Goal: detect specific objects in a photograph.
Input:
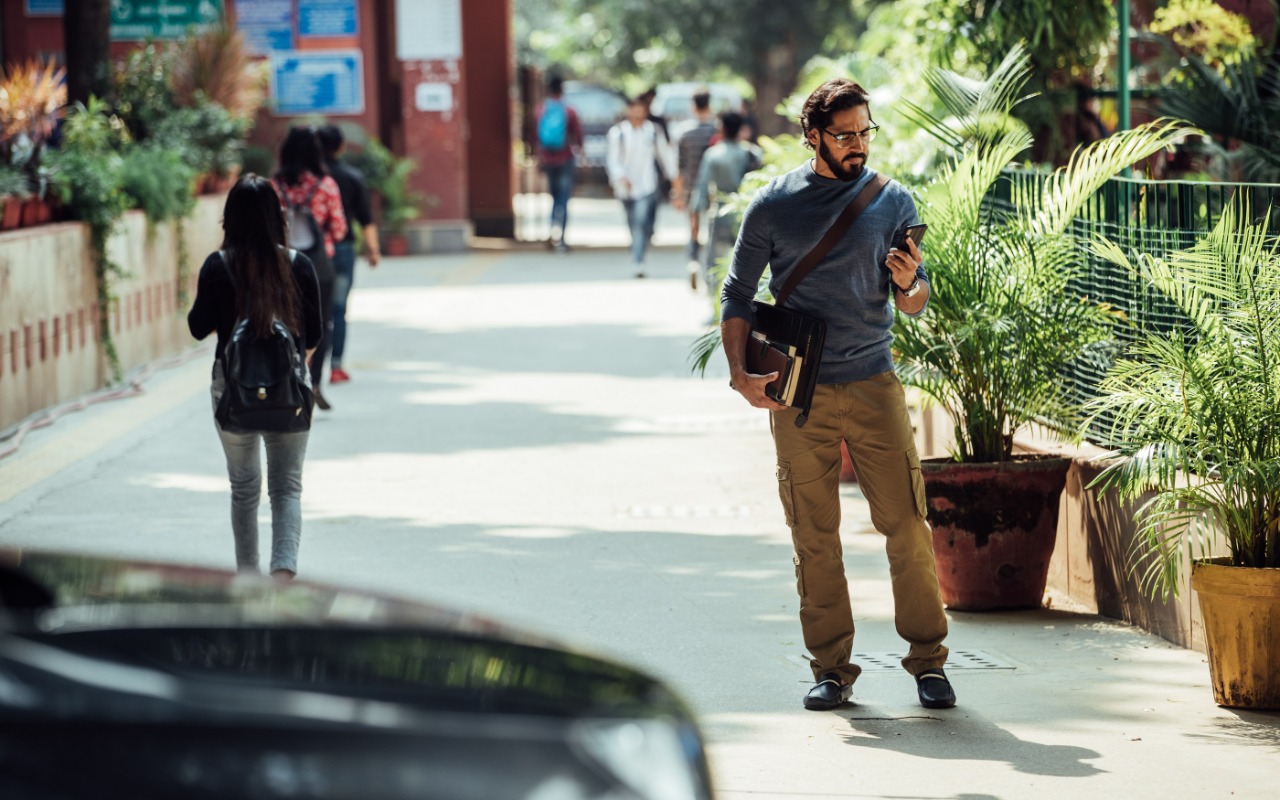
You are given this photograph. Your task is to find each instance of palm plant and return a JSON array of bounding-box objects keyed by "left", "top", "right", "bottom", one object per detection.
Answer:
[
  {"left": 1086, "top": 200, "right": 1280, "bottom": 598},
  {"left": 1156, "top": 53, "right": 1279, "bottom": 183},
  {"left": 893, "top": 45, "right": 1189, "bottom": 463}
]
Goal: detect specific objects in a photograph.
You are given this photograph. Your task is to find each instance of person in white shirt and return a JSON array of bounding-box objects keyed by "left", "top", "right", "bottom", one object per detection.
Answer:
[{"left": 606, "top": 96, "right": 678, "bottom": 277}]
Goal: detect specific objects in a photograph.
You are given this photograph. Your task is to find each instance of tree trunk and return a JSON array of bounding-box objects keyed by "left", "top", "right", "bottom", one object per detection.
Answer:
[
  {"left": 64, "top": 0, "right": 112, "bottom": 106},
  {"left": 752, "top": 38, "right": 801, "bottom": 138}
]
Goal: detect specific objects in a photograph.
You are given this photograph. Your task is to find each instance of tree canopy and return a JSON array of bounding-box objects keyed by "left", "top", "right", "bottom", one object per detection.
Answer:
[{"left": 515, "top": 0, "right": 867, "bottom": 135}]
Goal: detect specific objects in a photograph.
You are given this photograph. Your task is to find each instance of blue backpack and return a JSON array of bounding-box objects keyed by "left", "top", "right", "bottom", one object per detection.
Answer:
[{"left": 538, "top": 99, "right": 568, "bottom": 150}]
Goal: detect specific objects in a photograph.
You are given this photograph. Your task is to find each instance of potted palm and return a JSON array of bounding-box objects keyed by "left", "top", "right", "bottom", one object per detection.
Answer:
[
  {"left": 1086, "top": 200, "right": 1280, "bottom": 709},
  {"left": 893, "top": 46, "right": 1188, "bottom": 610}
]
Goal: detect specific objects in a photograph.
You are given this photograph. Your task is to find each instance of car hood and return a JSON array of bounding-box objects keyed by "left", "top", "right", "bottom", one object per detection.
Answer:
[
  {"left": 0, "top": 551, "right": 714, "bottom": 799},
  {"left": 0, "top": 549, "right": 690, "bottom": 721}
]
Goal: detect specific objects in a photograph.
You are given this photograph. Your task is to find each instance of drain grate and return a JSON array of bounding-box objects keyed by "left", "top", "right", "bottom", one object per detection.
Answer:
[{"left": 850, "top": 649, "right": 1014, "bottom": 671}]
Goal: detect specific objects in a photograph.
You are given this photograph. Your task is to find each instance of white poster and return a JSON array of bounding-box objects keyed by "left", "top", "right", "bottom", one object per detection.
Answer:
[{"left": 396, "top": 0, "right": 462, "bottom": 61}]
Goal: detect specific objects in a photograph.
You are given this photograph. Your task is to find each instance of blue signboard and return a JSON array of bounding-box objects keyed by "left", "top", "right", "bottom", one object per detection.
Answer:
[
  {"left": 298, "top": 0, "right": 358, "bottom": 38},
  {"left": 25, "top": 0, "right": 65, "bottom": 14},
  {"left": 271, "top": 50, "right": 363, "bottom": 115},
  {"left": 234, "top": 0, "right": 293, "bottom": 53}
]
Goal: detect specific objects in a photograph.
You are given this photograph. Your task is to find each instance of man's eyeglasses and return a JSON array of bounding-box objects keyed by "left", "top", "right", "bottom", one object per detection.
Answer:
[{"left": 821, "top": 125, "right": 879, "bottom": 147}]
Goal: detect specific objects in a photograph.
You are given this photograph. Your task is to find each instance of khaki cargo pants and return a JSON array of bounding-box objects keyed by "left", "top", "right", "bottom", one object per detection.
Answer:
[{"left": 771, "top": 372, "right": 949, "bottom": 684}]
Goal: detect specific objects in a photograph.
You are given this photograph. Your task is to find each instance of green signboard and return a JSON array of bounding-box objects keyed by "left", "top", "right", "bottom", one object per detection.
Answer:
[{"left": 110, "top": 0, "right": 225, "bottom": 41}]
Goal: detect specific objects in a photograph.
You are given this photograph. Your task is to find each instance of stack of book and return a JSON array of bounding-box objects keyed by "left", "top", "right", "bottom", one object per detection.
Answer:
[{"left": 749, "top": 331, "right": 804, "bottom": 405}]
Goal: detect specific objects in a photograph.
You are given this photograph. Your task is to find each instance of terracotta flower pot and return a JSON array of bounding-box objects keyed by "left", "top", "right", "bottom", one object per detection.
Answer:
[
  {"left": 1191, "top": 559, "right": 1280, "bottom": 709},
  {"left": 921, "top": 455, "right": 1071, "bottom": 611},
  {"left": 1, "top": 197, "right": 22, "bottom": 230},
  {"left": 385, "top": 233, "right": 409, "bottom": 256}
]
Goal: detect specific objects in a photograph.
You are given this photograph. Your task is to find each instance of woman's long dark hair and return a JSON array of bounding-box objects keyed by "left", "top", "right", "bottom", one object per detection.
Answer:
[
  {"left": 222, "top": 174, "right": 301, "bottom": 337},
  {"left": 274, "top": 126, "right": 327, "bottom": 187}
]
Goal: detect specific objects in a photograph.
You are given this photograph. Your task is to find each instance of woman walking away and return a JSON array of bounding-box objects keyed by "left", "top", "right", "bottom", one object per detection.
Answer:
[
  {"left": 188, "top": 175, "right": 323, "bottom": 580},
  {"left": 273, "top": 126, "right": 347, "bottom": 411}
]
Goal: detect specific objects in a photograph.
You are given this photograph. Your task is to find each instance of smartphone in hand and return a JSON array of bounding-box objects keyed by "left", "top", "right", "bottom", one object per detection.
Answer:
[{"left": 892, "top": 223, "right": 928, "bottom": 250}]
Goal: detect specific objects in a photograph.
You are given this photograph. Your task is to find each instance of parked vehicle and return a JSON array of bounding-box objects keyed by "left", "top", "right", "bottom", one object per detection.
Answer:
[
  {"left": 0, "top": 550, "right": 716, "bottom": 799},
  {"left": 650, "top": 82, "right": 745, "bottom": 142},
  {"left": 561, "top": 80, "right": 628, "bottom": 183}
]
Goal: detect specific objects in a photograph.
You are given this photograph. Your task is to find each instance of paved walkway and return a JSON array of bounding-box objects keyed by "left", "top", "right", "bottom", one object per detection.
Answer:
[{"left": 0, "top": 228, "right": 1276, "bottom": 798}]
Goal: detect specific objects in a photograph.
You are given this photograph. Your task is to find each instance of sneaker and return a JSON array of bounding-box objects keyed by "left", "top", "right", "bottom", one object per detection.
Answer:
[
  {"left": 804, "top": 673, "right": 853, "bottom": 711},
  {"left": 915, "top": 669, "right": 956, "bottom": 709},
  {"left": 687, "top": 260, "right": 700, "bottom": 291},
  {"left": 329, "top": 368, "right": 350, "bottom": 384},
  {"left": 554, "top": 241, "right": 570, "bottom": 254}
]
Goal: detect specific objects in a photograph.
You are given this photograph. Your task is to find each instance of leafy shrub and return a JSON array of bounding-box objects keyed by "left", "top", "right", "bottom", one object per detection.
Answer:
[
  {"left": 120, "top": 144, "right": 198, "bottom": 224},
  {"left": 150, "top": 95, "right": 250, "bottom": 178}
]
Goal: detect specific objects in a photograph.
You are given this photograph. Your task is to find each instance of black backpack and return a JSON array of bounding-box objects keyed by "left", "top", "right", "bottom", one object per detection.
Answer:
[{"left": 214, "top": 253, "right": 313, "bottom": 434}]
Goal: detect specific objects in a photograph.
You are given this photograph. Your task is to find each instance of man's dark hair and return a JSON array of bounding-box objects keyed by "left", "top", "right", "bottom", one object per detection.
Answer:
[
  {"left": 548, "top": 75, "right": 564, "bottom": 96},
  {"left": 693, "top": 90, "right": 711, "bottom": 111},
  {"left": 800, "top": 78, "right": 872, "bottom": 151},
  {"left": 720, "top": 111, "right": 743, "bottom": 140},
  {"left": 316, "top": 124, "right": 344, "bottom": 157}
]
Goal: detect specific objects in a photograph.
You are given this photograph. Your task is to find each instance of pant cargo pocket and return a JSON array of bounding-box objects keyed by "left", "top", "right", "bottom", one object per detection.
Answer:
[{"left": 907, "top": 450, "right": 928, "bottom": 519}]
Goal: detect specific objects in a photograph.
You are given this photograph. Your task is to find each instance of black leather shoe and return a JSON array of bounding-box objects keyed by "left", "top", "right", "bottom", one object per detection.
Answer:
[
  {"left": 804, "top": 673, "right": 853, "bottom": 711},
  {"left": 313, "top": 388, "right": 332, "bottom": 411},
  {"left": 915, "top": 669, "right": 957, "bottom": 709}
]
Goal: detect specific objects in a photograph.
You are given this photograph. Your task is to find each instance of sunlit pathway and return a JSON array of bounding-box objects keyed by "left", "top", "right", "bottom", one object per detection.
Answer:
[{"left": 1, "top": 245, "right": 1274, "bottom": 800}]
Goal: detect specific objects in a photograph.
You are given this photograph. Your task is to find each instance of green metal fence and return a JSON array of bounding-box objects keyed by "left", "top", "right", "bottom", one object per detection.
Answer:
[{"left": 988, "top": 169, "right": 1280, "bottom": 445}]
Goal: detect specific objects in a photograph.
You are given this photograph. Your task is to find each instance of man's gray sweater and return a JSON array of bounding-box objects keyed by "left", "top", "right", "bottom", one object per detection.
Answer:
[{"left": 720, "top": 163, "right": 926, "bottom": 385}]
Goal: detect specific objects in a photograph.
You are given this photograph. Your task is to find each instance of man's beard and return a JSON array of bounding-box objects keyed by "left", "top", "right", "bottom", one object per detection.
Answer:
[{"left": 818, "top": 140, "right": 865, "bottom": 182}]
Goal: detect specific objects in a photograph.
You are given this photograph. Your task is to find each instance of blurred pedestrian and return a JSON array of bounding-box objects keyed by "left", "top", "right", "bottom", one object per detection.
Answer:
[
  {"left": 690, "top": 111, "right": 761, "bottom": 293},
  {"left": 536, "top": 74, "right": 584, "bottom": 253},
  {"left": 273, "top": 126, "right": 347, "bottom": 411},
  {"left": 674, "top": 88, "right": 718, "bottom": 286},
  {"left": 638, "top": 87, "right": 673, "bottom": 244},
  {"left": 607, "top": 96, "right": 677, "bottom": 277},
  {"left": 317, "top": 124, "right": 380, "bottom": 385},
  {"left": 187, "top": 175, "right": 323, "bottom": 580}
]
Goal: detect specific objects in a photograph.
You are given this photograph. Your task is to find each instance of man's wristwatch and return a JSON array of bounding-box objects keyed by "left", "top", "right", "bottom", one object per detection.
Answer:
[{"left": 897, "top": 278, "right": 923, "bottom": 298}]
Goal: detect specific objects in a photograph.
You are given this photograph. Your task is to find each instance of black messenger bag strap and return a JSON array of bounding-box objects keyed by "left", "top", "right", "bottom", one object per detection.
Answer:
[{"left": 774, "top": 173, "right": 889, "bottom": 307}]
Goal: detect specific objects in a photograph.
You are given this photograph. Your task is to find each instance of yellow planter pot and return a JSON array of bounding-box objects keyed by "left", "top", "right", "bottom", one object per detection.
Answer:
[{"left": 1190, "top": 559, "right": 1280, "bottom": 710}]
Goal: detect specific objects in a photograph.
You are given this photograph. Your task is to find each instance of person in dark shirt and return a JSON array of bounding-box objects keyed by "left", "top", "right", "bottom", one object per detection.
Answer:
[
  {"left": 187, "top": 174, "right": 322, "bottom": 580},
  {"left": 316, "top": 124, "right": 380, "bottom": 385}
]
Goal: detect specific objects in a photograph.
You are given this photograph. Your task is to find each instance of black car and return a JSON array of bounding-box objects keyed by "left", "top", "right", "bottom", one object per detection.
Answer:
[{"left": 0, "top": 551, "right": 715, "bottom": 800}]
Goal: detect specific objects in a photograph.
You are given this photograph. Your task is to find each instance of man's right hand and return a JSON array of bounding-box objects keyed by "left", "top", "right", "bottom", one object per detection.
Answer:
[{"left": 731, "top": 370, "right": 788, "bottom": 411}]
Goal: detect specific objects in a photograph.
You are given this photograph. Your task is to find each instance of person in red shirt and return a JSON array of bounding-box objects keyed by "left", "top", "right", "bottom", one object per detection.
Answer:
[
  {"left": 273, "top": 127, "right": 347, "bottom": 411},
  {"left": 535, "top": 75, "right": 584, "bottom": 253}
]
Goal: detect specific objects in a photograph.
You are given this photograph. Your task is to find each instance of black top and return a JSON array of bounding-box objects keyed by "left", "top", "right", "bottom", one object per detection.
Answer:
[
  {"left": 187, "top": 250, "right": 323, "bottom": 362},
  {"left": 325, "top": 157, "right": 374, "bottom": 241}
]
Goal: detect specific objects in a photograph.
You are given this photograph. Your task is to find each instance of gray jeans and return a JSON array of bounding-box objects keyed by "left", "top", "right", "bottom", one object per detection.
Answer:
[{"left": 211, "top": 362, "right": 310, "bottom": 574}]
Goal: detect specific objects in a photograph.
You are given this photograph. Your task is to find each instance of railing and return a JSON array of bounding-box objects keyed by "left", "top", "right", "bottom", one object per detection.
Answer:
[{"left": 988, "top": 170, "right": 1280, "bottom": 445}]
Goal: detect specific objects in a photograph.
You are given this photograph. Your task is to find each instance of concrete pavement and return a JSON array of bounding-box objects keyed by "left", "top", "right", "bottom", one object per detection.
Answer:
[{"left": 1, "top": 210, "right": 1277, "bottom": 799}]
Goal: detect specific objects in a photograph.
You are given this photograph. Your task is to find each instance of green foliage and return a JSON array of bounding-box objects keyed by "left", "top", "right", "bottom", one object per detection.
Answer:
[
  {"left": 46, "top": 98, "right": 130, "bottom": 230},
  {"left": 44, "top": 97, "right": 132, "bottom": 382},
  {"left": 111, "top": 42, "right": 178, "bottom": 142},
  {"left": 918, "top": 0, "right": 1115, "bottom": 161},
  {"left": 890, "top": 46, "right": 1188, "bottom": 463},
  {"left": 516, "top": 0, "right": 866, "bottom": 131},
  {"left": 344, "top": 137, "right": 427, "bottom": 234},
  {"left": 1157, "top": 55, "right": 1280, "bottom": 183},
  {"left": 0, "top": 164, "right": 32, "bottom": 199},
  {"left": 150, "top": 95, "right": 249, "bottom": 178},
  {"left": 120, "top": 144, "right": 198, "bottom": 224},
  {"left": 1149, "top": 0, "right": 1258, "bottom": 73},
  {"left": 1087, "top": 200, "right": 1280, "bottom": 597}
]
